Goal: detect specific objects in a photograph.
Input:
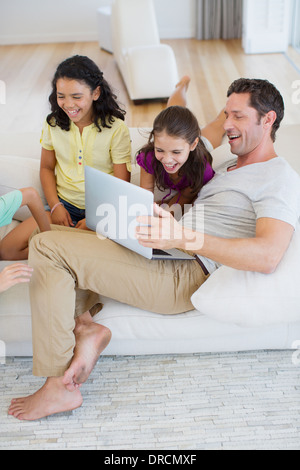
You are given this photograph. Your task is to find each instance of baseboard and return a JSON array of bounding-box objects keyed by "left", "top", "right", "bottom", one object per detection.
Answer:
[
  {"left": 0, "top": 32, "right": 98, "bottom": 45},
  {"left": 159, "top": 27, "right": 195, "bottom": 40}
]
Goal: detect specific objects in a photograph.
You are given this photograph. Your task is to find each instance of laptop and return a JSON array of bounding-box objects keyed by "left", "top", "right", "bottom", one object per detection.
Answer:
[{"left": 85, "top": 166, "right": 195, "bottom": 261}]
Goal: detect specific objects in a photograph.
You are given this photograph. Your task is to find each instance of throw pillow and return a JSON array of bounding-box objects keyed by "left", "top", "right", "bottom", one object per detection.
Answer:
[{"left": 191, "top": 223, "right": 300, "bottom": 327}]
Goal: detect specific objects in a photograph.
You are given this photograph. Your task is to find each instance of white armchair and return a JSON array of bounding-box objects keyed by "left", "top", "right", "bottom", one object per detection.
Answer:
[{"left": 111, "top": 0, "right": 179, "bottom": 102}]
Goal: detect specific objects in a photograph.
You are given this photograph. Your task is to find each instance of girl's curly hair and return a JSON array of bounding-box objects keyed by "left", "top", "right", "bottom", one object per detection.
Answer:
[{"left": 47, "top": 55, "right": 126, "bottom": 132}]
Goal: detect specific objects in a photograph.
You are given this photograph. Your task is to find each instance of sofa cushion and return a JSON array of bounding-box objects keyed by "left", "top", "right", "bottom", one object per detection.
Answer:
[
  {"left": 92, "top": 296, "right": 300, "bottom": 355},
  {"left": 0, "top": 155, "right": 46, "bottom": 221},
  {"left": 0, "top": 132, "right": 41, "bottom": 159},
  {"left": 0, "top": 261, "right": 32, "bottom": 344},
  {"left": 0, "top": 220, "right": 19, "bottom": 240},
  {"left": 191, "top": 223, "right": 300, "bottom": 327}
]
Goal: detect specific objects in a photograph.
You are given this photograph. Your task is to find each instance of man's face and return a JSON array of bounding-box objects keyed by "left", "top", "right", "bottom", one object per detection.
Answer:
[{"left": 224, "top": 92, "right": 265, "bottom": 157}]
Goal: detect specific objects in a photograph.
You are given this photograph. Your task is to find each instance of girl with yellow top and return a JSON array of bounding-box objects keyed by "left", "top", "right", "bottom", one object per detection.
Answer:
[
  {"left": 41, "top": 55, "right": 132, "bottom": 229},
  {"left": 0, "top": 56, "right": 131, "bottom": 260}
]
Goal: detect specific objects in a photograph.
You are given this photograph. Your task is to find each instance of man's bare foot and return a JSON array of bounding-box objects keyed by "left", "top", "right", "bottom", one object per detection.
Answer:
[
  {"left": 63, "top": 316, "right": 112, "bottom": 391},
  {"left": 8, "top": 377, "right": 83, "bottom": 421}
]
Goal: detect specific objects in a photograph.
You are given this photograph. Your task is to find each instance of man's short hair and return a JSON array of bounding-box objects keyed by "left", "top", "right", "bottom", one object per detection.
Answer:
[{"left": 227, "top": 78, "right": 284, "bottom": 142}]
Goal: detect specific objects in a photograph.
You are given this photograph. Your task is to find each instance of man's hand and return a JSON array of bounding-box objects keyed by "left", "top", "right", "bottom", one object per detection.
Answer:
[
  {"left": 136, "top": 203, "right": 188, "bottom": 250},
  {"left": 0, "top": 264, "right": 33, "bottom": 293}
]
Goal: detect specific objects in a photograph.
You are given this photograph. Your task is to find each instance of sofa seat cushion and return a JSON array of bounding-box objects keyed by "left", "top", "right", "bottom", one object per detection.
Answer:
[
  {"left": 93, "top": 296, "right": 300, "bottom": 355},
  {"left": 1, "top": 258, "right": 300, "bottom": 356},
  {"left": 0, "top": 220, "right": 20, "bottom": 240},
  {"left": 0, "top": 261, "right": 32, "bottom": 344}
]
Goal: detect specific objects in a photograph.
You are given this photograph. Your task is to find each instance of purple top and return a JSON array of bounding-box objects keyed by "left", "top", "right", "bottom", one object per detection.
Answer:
[{"left": 136, "top": 151, "right": 215, "bottom": 202}]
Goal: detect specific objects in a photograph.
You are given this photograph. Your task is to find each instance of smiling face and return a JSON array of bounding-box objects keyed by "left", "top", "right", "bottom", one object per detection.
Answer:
[
  {"left": 224, "top": 92, "right": 266, "bottom": 157},
  {"left": 154, "top": 131, "right": 198, "bottom": 177},
  {"left": 56, "top": 78, "right": 100, "bottom": 128}
]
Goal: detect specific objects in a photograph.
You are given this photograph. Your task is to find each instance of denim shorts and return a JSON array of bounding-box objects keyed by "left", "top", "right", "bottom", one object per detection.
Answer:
[{"left": 45, "top": 197, "right": 85, "bottom": 226}]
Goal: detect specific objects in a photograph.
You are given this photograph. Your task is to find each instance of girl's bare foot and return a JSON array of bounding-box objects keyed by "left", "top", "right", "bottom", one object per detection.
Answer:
[
  {"left": 175, "top": 75, "right": 191, "bottom": 91},
  {"left": 8, "top": 377, "right": 83, "bottom": 421},
  {"left": 201, "top": 108, "right": 226, "bottom": 149},
  {"left": 167, "top": 75, "right": 191, "bottom": 108}
]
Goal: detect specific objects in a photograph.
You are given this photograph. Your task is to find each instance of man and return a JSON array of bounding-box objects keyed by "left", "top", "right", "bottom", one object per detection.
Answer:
[{"left": 8, "top": 79, "right": 300, "bottom": 420}]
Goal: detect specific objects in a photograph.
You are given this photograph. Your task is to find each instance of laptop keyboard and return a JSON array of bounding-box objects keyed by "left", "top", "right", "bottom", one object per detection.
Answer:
[{"left": 153, "top": 249, "right": 172, "bottom": 257}]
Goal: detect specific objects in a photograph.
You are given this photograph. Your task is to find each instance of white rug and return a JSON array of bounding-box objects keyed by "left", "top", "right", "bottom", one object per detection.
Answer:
[{"left": 0, "top": 351, "right": 300, "bottom": 450}]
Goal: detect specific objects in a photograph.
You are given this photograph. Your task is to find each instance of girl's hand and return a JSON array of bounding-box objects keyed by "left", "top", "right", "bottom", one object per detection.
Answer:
[
  {"left": 136, "top": 203, "right": 185, "bottom": 250},
  {"left": 0, "top": 264, "right": 33, "bottom": 293},
  {"left": 75, "top": 218, "right": 91, "bottom": 231},
  {"left": 51, "top": 205, "right": 74, "bottom": 227}
]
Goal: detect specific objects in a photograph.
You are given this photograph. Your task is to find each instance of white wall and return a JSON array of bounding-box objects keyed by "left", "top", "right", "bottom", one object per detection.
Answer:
[
  {"left": 0, "top": 0, "right": 102, "bottom": 45},
  {"left": 0, "top": 0, "right": 196, "bottom": 45},
  {"left": 154, "top": 0, "right": 196, "bottom": 39}
]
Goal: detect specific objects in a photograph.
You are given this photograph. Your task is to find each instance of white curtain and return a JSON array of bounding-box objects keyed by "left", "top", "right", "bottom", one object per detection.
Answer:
[{"left": 196, "top": 0, "right": 243, "bottom": 40}]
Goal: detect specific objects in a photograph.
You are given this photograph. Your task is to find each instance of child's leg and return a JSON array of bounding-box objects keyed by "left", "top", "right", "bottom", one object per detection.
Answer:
[
  {"left": 167, "top": 76, "right": 226, "bottom": 149},
  {"left": 167, "top": 76, "right": 191, "bottom": 107},
  {"left": 201, "top": 108, "right": 226, "bottom": 149},
  {"left": 0, "top": 214, "right": 51, "bottom": 261}
]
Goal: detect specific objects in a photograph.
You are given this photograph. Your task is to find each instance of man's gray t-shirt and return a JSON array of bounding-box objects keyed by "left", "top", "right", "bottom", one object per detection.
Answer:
[{"left": 181, "top": 157, "right": 300, "bottom": 272}]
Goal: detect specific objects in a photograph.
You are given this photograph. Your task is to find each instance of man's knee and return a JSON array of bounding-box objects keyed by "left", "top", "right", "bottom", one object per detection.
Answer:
[{"left": 28, "top": 231, "right": 56, "bottom": 260}]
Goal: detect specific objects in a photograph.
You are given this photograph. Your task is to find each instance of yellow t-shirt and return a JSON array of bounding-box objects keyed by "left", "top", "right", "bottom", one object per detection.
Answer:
[{"left": 40, "top": 118, "right": 132, "bottom": 209}]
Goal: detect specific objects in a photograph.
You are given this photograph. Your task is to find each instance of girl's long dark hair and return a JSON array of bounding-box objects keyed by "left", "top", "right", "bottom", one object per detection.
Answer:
[
  {"left": 47, "top": 55, "right": 126, "bottom": 132},
  {"left": 137, "top": 106, "right": 213, "bottom": 196}
]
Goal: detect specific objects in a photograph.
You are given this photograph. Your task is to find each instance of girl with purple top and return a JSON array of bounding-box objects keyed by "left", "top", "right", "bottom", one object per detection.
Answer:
[{"left": 136, "top": 105, "right": 215, "bottom": 212}]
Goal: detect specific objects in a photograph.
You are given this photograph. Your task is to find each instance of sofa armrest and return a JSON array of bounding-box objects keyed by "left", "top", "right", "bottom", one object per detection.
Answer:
[{"left": 125, "top": 45, "right": 179, "bottom": 100}]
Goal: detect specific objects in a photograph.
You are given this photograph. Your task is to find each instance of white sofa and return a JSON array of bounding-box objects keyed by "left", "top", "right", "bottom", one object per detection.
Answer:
[
  {"left": 111, "top": 0, "right": 179, "bottom": 102},
  {"left": 1, "top": 125, "right": 300, "bottom": 358}
]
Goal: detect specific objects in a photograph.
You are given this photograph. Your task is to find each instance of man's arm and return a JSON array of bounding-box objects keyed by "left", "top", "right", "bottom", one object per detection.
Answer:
[{"left": 136, "top": 204, "right": 295, "bottom": 274}]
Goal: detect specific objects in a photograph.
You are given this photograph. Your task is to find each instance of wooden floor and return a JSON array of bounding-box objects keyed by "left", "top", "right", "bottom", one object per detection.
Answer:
[{"left": 0, "top": 39, "right": 300, "bottom": 134}]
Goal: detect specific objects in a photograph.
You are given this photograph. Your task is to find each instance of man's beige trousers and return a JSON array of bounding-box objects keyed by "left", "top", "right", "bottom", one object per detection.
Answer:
[{"left": 28, "top": 227, "right": 208, "bottom": 377}]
